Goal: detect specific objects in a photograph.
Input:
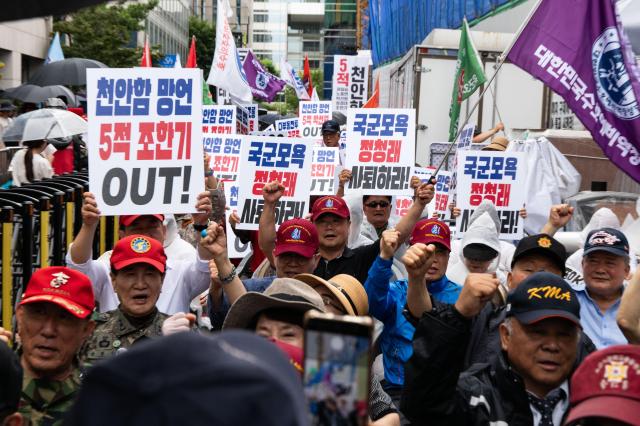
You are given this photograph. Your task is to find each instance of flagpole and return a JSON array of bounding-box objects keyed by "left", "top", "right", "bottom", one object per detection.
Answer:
[{"left": 500, "top": 0, "right": 544, "bottom": 61}]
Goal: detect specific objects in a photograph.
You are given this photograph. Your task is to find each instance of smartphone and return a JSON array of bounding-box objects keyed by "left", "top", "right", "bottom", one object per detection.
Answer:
[{"left": 303, "top": 311, "right": 374, "bottom": 426}]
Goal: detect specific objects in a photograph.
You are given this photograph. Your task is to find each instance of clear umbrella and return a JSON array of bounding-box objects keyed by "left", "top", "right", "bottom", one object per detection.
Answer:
[{"left": 2, "top": 108, "right": 87, "bottom": 142}]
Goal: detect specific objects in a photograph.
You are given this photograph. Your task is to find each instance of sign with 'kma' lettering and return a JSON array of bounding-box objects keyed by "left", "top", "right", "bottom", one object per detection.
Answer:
[{"left": 87, "top": 68, "right": 204, "bottom": 215}]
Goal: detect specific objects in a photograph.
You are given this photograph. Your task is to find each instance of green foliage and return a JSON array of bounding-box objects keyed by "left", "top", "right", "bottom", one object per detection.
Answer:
[
  {"left": 259, "top": 58, "right": 278, "bottom": 76},
  {"left": 188, "top": 16, "right": 215, "bottom": 78},
  {"left": 53, "top": 1, "right": 159, "bottom": 68},
  {"left": 284, "top": 69, "right": 323, "bottom": 113}
]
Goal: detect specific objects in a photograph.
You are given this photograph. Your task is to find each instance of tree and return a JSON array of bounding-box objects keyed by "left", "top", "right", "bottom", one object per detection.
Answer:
[
  {"left": 188, "top": 16, "right": 215, "bottom": 78},
  {"left": 54, "top": 1, "right": 159, "bottom": 68}
]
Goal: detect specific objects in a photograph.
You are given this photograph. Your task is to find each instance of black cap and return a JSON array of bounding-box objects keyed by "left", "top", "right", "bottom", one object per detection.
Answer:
[
  {"left": 321, "top": 119, "right": 340, "bottom": 134},
  {"left": 0, "top": 101, "right": 15, "bottom": 112},
  {"left": 505, "top": 271, "right": 580, "bottom": 326},
  {"left": 511, "top": 234, "right": 567, "bottom": 275},
  {"left": 64, "top": 331, "right": 308, "bottom": 426},
  {"left": 0, "top": 342, "right": 22, "bottom": 418},
  {"left": 583, "top": 227, "right": 629, "bottom": 258},
  {"left": 463, "top": 243, "right": 498, "bottom": 262}
]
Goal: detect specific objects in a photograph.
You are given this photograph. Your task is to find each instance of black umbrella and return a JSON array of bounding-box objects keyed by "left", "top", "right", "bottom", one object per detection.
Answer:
[
  {"left": 1, "top": 0, "right": 108, "bottom": 22},
  {"left": 28, "top": 58, "right": 108, "bottom": 86},
  {"left": 5, "top": 84, "right": 76, "bottom": 105},
  {"left": 332, "top": 111, "right": 347, "bottom": 125}
]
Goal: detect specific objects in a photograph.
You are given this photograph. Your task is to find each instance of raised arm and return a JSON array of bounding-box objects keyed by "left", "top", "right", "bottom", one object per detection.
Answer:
[
  {"left": 394, "top": 181, "right": 435, "bottom": 244},
  {"left": 617, "top": 268, "right": 640, "bottom": 344},
  {"left": 402, "top": 243, "right": 436, "bottom": 318},
  {"left": 257, "top": 181, "right": 284, "bottom": 267},
  {"left": 540, "top": 204, "right": 574, "bottom": 236},
  {"left": 335, "top": 169, "right": 351, "bottom": 198},
  {"left": 192, "top": 191, "right": 214, "bottom": 261},
  {"left": 364, "top": 230, "right": 398, "bottom": 321}
]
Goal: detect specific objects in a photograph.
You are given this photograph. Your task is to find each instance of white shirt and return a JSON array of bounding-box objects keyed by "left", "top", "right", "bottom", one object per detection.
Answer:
[
  {"left": 9, "top": 149, "right": 53, "bottom": 186},
  {"left": 65, "top": 249, "right": 211, "bottom": 314},
  {"left": 528, "top": 381, "right": 570, "bottom": 426}
]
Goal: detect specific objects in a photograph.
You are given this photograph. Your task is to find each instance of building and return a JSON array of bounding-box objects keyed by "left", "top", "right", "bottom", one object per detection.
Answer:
[
  {"left": 0, "top": 18, "right": 51, "bottom": 90},
  {"left": 145, "top": 0, "right": 190, "bottom": 62}
]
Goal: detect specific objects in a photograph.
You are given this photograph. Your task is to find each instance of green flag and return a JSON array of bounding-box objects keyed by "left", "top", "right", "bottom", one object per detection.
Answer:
[
  {"left": 448, "top": 18, "right": 486, "bottom": 142},
  {"left": 202, "top": 77, "right": 214, "bottom": 105}
]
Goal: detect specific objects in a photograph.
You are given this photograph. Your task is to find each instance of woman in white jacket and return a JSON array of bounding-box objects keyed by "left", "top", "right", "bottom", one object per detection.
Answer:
[{"left": 9, "top": 139, "right": 53, "bottom": 186}]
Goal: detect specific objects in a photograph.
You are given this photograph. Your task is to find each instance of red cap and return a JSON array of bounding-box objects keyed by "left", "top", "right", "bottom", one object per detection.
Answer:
[
  {"left": 409, "top": 218, "right": 451, "bottom": 251},
  {"left": 566, "top": 345, "right": 640, "bottom": 426},
  {"left": 20, "top": 267, "right": 95, "bottom": 319},
  {"left": 311, "top": 196, "right": 350, "bottom": 222},
  {"left": 110, "top": 235, "right": 167, "bottom": 273},
  {"left": 119, "top": 214, "right": 165, "bottom": 227},
  {"left": 274, "top": 218, "right": 319, "bottom": 258}
]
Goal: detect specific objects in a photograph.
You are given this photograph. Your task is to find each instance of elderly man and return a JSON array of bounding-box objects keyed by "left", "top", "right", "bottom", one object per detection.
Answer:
[
  {"left": 402, "top": 271, "right": 582, "bottom": 425},
  {"left": 576, "top": 227, "right": 631, "bottom": 349},
  {"left": 15, "top": 267, "right": 96, "bottom": 424},
  {"left": 320, "top": 119, "right": 341, "bottom": 148}
]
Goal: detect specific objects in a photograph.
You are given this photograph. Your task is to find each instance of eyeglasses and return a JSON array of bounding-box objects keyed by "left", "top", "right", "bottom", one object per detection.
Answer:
[
  {"left": 364, "top": 201, "right": 390, "bottom": 209},
  {"left": 320, "top": 295, "right": 347, "bottom": 315}
]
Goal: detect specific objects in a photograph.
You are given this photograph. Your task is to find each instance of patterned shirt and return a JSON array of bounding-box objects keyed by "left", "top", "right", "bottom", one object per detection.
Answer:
[{"left": 19, "top": 367, "right": 82, "bottom": 426}]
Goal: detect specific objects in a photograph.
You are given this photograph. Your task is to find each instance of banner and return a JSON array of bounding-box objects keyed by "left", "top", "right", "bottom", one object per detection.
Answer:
[
  {"left": 299, "top": 101, "right": 332, "bottom": 143},
  {"left": 224, "top": 183, "right": 251, "bottom": 258},
  {"left": 275, "top": 117, "right": 300, "bottom": 137},
  {"left": 506, "top": 0, "right": 640, "bottom": 183},
  {"left": 344, "top": 108, "right": 416, "bottom": 196},
  {"left": 456, "top": 151, "right": 527, "bottom": 239},
  {"left": 87, "top": 68, "right": 204, "bottom": 215},
  {"left": 203, "top": 135, "right": 241, "bottom": 182},
  {"left": 236, "top": 136, "right": 313, "bottom": 230},
  {"left": 332, "top": 55, "right": 370, "bottom": 112},
  {"left": 236, "top": 103, "right": 258, "bottom": 135},
  {"left": 280, "top": 57, "right": 310, "bottom": 100},
  {"left": 311, "top": 147, "right": 340, "bottom": 195},
  {"left": 243, "top": 50, "right": 286, "bottom": 102},
  {"left": 202, "top": 105, "right": 236, "bottom": 135}
]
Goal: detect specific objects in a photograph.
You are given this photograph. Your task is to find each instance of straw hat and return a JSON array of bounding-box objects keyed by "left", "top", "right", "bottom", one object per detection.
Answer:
[
  {"left": 294, "top": 273, "right": 369, "bottom": 316},
  {"left": 482, "top": 136, "right": 510, "bottom": 151}
]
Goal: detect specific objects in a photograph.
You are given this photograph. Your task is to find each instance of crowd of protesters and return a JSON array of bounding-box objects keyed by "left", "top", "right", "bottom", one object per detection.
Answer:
[{"left": 1, "top": 108, "right": 640, "bottom": 426}]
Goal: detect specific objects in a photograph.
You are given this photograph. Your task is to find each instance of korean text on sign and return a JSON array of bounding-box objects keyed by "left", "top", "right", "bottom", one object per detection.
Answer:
[
  {"left": 311, "top": 147, "right": 339, "bottom": 195},
  {"left": 236, "top": 136, "right": 313, "bottom": 230},
  {"left": 275, "top": 118, "right": 300, "bottom": 137},
  {"left": 413, "top": 167, "right": 453, "bottom": 220},
  {"left": 203, "top": 136, "right": 242, "bottom": 182},
  {"left": 224, "top": 183, "right": 251, "bottom": 258},
  {"left": 87, "top": 68, "right": 204, "bottom": 216},
  {"left": 331, "top": 55, "right": 369, "bottom": 113},
  {"left": 345, "top": 108, "right": 416, "bottom": 196},
  {"left": 299, "top": 101, "right": 332, "bottom": 142},
  {"left": 236, "top": 104, "right": 258, "bottom": 135},
  {"left": 202, "top": 105, "right": 236, "bottom": 135},
  {"left": 455, "top": 151, "right": 527, "bottom": 240}
]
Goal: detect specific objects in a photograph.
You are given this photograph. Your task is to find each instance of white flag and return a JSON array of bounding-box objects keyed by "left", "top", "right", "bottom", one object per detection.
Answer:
[
  {"left": 279, "top": 57, "right": 310, "bottom": 101},
  {"left": 311, "top": 87, "right": 320, "bottom": 101},
  {"left": 207, "top": 0, "right": 252, "bottom": 102},
  {"left": 174, "top": 54, "right": 182, "bottom": 68}
]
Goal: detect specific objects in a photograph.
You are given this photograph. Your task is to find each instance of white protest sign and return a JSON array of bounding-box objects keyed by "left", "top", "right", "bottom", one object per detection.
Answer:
[
  {"left": 299, "top": 101, "right": 332, "bottom": 143},
  {"left": 344, "top": 108, "right": 415, "bottom": 196},
  {"left": 87, "top": 68, "right": 204, "bottom": 215},
  {"left": 394, "top": 196, "right": 413, "bottom": 217},
  {"left": 456, "top": 151, "right": 527, "bottom": 240},
  {"left": 456, "top": 123, "right": 475, "bottom": 151},
  {"left": 236, "top": 136, "right": 313, "bottom": 230},
  {"left": 202, "top": 105, "right": 236, "bottom": 135},
  {"left": 224, "top": 183, "right": 251, "bottom": 258},
  {"left": 412, "top": 167, "right": 453, "bottom": 221},
  {"left": 332, "top": 55, "right": 369, "bottom": 113},
  {"left": 311, "top": 147, "right": 340, "bottom": 195},
  {"left": 275, "top": 117, "right": 300, "bottom": 137},
  {"left": 236, "top": 103, "right": 258, "bottom": 134},
  {"left": 203, "top": 135, "right": 242, "bottom": 182}
]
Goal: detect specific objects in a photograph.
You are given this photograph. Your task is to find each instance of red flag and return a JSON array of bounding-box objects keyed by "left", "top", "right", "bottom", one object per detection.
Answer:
[
  {"left": 140, "top": 37, "right": 151, "bottom": 67},
  {"left": 186, "top": 36, "right": 197, "bottom": 68},
  {"left": 363, "top": 75, "right": 380, "bottom": 108},
  {"left": 303, "top": 54, "right": 313, "bottom": 97}
]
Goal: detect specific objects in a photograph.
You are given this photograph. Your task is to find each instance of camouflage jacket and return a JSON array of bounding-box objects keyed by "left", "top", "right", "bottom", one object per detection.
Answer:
[
  {"left": 19, "top": 367, "right": 82, "bottom": 426},
  {"left": 79, "top": 307, "right": 168, "bottom": 367}
]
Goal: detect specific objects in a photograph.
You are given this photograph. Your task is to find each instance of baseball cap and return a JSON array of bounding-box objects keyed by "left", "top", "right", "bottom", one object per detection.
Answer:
[
  {"left": 119, "top": 214, "right": 165, "bottom": 228},
  {"left": 409, "top": 218, "right": 451, "bottom": 251},
  {"left": 463, "top": 243, "right": 499, "bottom": 262},
  {"left": 273, "top": 218, "right": 319, "bottom": 258},
  {"left": 0, "top": 342, "right": 22, "bottom": 418},
  {"left": 110, "top": 235, "right": 167, "bottom": 273},
  {"left": 511, "top": 234, "right": 567, "bottom": 275},
  {"left": 565, "top": 344, "right": 640, "bottom": 426},
  {"left": 19, "top": 266, "right": 95, "bottom": 319},
  {"left": 321, "top": 119, "right": 340, "bottom": 134},
  {"left": 583, "top": 227, "right": 629, "bottom": 258},
  {"left": 311, "top": 196, "right": 350, "bottom": 221},
  {"left": 505, "top": 271, "right": 580, "bottom": 326}
]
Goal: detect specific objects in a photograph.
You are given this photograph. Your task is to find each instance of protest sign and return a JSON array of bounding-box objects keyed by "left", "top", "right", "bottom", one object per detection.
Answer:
[
  {"left": 311, "top": 147, "right": 340, "bottom": 195},
  {"left": 331, "top": 55, "right": 369, "bottom": 113},
  {"left": 456, "top": 151, "right": 527, "bottom": 239},
  {"left": 87, "top": 68, "right": 204, "bottom": 215},
  {"left": 236, "top": 136, "right": 313, "bottom": 230},
  {"left": 224, "top": 183, "right": 251, "bottom": 258},
  {"left": 202, "top": 105, "right": 236, "bottom": 135},
  {"left": 236, "top": 103, "right": 258, "bottom": 134},
  {"left": 394, "top": 196, "right": 413, "bottom": 218},
  {"left": 344, "top": 108, "right": 415, "bottom": 196},
  {"left": 275, "top": 117, "right": 300, "bottom": 137},
  {"left": 412, "top": 167, "right": 453, "bottom": 220},
  {"left": 203, "top": 135, "right": 242, "bottom": 182},
  {"left": 299, "top": 101, "right": 332, "bottom": 143}
]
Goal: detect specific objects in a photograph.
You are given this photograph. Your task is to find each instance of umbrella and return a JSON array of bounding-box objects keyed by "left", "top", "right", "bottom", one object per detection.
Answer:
[
  {"left": 5, "top": 84, "right": 77, "bottom": 105},
  {"left": 28, "top": 58, "right": 108, "bottom": 86},
  {"left": 2, "top": 108, "right": 87, "bottom": 142},
  {"left": 332, "top": 111, "right": 347, "bottom": 125}
]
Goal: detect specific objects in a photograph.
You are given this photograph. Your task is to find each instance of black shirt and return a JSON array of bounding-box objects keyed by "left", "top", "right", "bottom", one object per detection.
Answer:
[{"left": 313, "top": 240, "right": 380, "bottom": 284}]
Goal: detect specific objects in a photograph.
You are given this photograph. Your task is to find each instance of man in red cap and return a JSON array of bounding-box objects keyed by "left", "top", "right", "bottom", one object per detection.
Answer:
[
  {"left": 66, "top": 192, "right": 213, "bottom": 314},
  {"left": 258, "top": 179, "right": 434, "bottom": 284},
  {"left": 15, "top": 266, "right": 96, "bottom": 424}
]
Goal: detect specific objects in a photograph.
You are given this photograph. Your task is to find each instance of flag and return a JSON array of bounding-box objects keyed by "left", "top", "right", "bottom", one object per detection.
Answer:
[
  {"left": 448, "top": 18, "right": 486, "bottom": 142},
  {"left": 280, "top": 57, "right": 310, "bottom": 100},
  {"left": 243, "top": 50, "right": 286, "bottom": 102},
  {"left": 46, "top": 32, "right": 64, "bottom": 64},
  {"left": 140, "top": 37, "right": 151, "bottom": 67},
  {"left": 174, "top": 54, "right": 182, "bottom": 68},
  {"left": 303, "top": 54, "right": 313, "bottom": 97},
  {"left": 311, "top": 87, "right": 320, "bottom": 101},
  {"left": 363, "top": 75, "right": 380, "bottom": 108},
  {"left": 507, "top": 0, "right": 640, "bottom": 184},
  {"left": 207, "top": 0, "right": 252, "bottom": 103},
  {"left": 186, "top": 36, "right": 197, "bottom": 68}
]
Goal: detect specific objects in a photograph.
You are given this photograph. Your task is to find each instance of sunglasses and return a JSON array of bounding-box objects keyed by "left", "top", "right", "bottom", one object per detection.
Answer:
[{"left": 364, "top": 201, "right": 390, "bottom": 209}]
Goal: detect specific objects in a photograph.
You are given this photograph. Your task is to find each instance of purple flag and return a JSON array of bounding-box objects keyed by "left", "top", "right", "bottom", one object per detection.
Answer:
[
  {"left": 507, "top": 0, "right": 640, "bottom": 183},
  {"left": 242, "top": 51, "right": 286, "bottom": 102}
]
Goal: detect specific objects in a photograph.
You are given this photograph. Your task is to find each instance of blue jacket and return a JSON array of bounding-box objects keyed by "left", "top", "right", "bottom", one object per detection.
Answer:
[{"left": 365, "top": 256, "right": 461, "bottom": 388}]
